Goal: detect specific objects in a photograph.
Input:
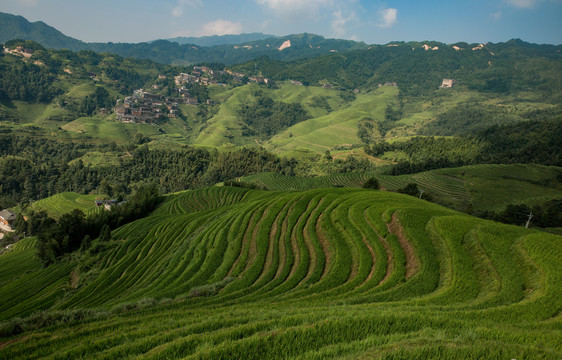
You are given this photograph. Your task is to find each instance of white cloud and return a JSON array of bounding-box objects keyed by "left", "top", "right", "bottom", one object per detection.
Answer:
[
  {"left": 256, "top": 0, "right": 336, "bottom": 18},
  {"left": 257, "top": 0, "right": 334, "bottom": 14},
  {"left": 331, "top": 9, "right": 356, "bottom": 37},
  {"left": 199, "top": 20, "right": 243, "bottom": 36},
  {"left": 377, "top": 8, "right": 397, "bottom": 28},
  {"left": 172, "top": 0, "right": 203, "bottom": 17},
  {"left": 503, "top": 0, "right": 543, "bottom": 8},
  {"left": 491, "top": 10, "right": 502, "bottom": 20}
]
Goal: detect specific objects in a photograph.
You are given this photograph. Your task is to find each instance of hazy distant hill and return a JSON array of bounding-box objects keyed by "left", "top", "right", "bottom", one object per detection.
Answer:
[
  {"left": 165, "top": 33, "right": 276, "bottom": 46},
  {"left": 0, "top": 12, "right": 87, "bottom": 50}
]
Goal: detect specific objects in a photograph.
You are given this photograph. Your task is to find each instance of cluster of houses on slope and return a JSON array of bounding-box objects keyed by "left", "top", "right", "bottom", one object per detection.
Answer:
[
  {"left": 116, "top": 65, "right": 273, "bottom": 124},
  {"left": 440, "top": 79, "right": 457, "bottom": 88},
  {"left": 2, "top": 45, "right": 34, "bottom": 58},
  {"left": 175, "top": 66, "right": 218, "bottom": 86},
  {"left": 94, "top": 199, "right": 126, "bottom": 211},
  {"left": 0, "top": 210, "right": 16, "bottom": 231},
  {"left": 115, "top": 90, "right": 187, "bottom": 124},
  {"left": 174, "top": 66, "right": 269, "bottom": 87}
]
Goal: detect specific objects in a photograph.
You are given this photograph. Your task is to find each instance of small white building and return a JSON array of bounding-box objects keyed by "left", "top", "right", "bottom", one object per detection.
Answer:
[{"left": 440, "top": 79, "right": 457, "bottom": 88}]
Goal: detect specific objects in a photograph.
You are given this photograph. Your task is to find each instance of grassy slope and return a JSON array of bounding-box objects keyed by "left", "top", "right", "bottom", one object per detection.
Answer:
[
  {"left": 193, "top": 83, "right": 349, "bottom": 149},
  {"left": 193, "top": 85, "right": 254, "bottom": 148},
  {"left": 0, "top": 187, "right": 560, "bottom": 358},
  {"left": 265, "top": 87, "right": 397, "bottom": 157}
]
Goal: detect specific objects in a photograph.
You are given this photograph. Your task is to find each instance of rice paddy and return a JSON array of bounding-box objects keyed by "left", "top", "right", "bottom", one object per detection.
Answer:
[{"left": 0, "top": 186, "right": 560, "bottom": 359}]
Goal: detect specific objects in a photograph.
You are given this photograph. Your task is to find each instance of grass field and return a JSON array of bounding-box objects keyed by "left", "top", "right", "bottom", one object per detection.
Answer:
[{"left": 0, "top": 186, "right": 560, "bottom": 358}]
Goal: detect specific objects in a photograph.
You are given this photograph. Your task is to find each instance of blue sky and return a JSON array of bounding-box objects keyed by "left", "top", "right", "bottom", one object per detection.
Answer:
[{"left": 2, "top": 0, "right": 561, "bottom": 44}]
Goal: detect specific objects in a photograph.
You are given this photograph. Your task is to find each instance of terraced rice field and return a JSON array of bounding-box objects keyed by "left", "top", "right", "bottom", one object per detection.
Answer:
[
  {"left": 242, "top": 172, "right": 377, "bottom": 191},
  {"left": 0, "top": 187, "right": 560, "bottom": 359},
  {"left": 29, "top": 192, "right": 103, "bottom": 219},
  {"left": 242, "top": 164, "right": 562, "bottom": 211}
]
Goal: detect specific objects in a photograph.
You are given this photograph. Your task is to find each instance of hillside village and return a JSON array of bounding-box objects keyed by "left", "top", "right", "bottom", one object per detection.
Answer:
[
  {"left": 115, "top": 66, "right": 271, "bottom": 124},
  {"left": 114, "top": 90, "right": 184, "bottom": 124}
]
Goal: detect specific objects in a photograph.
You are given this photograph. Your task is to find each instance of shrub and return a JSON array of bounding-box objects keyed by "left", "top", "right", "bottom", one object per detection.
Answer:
[{"left": 362, "top": 177, "right": 380, "bottom": 190}]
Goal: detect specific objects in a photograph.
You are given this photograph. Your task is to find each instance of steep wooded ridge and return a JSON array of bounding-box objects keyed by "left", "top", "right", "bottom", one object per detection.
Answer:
[{"left": 1, "top": 187, "right": 560, "bottom": 359}]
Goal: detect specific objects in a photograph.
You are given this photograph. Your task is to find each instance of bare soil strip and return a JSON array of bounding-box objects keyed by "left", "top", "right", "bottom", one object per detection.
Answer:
[
  {"left": 227, "top": 209, "right": 258, "bottom": 277},
  {"left": 364, "top": 208, "right": 394, "bottom": 286},
  {"left": 244, "top": 203, "right": 274, "bottom": 274},
  {"left": 316, "top": 213, "right": 333, "bottom": 281},
  {"left": 387, "top": 212, "right": 420, "bottom": 278},
  {"left": 298, "top": 197, "right": 326, "bottom": 286}
]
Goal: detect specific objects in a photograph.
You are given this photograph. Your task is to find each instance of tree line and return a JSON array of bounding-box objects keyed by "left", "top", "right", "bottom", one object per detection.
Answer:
[{"left": 0, "top": 132, "right": 303, "bottom": 209}]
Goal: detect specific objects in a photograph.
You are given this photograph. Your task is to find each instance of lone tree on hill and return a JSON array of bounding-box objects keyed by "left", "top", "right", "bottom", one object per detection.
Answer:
[{"left": 362, "top": 177, "right": 380, "bottom": 190}]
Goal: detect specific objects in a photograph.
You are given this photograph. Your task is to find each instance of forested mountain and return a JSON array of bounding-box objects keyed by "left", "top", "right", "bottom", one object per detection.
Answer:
[
  {"left": 86, "top": 33, "right": 366, "bottom": 65},
  {"left": 0, "top": 12, "right": 87, "bottom": 50}
]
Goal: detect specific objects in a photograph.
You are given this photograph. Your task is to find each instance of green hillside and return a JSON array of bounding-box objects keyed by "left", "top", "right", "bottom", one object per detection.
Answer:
[
  {"left": 0, "top": 187, "right": 560, "bottom": 358},
  {"left": 266, "top": 87, "right": 397, "bottom": 157},
  {"left": 166, "top": 33, "right": 276, "bottom": 47},
  {"left": 192, "top": 83, "right": 350, "bottom": 149},
  {"left": 1, "top": 37, "right": 560, "bottom": 158}
]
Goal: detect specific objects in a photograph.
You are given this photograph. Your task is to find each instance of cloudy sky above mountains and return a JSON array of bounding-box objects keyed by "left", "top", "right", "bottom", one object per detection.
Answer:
[{"left": 2, "top": 0, "right": 561, "bottom": 44}]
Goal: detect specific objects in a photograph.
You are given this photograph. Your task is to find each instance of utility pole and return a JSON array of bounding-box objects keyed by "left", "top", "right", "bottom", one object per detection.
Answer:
[{"left": 525, "top": 212, "right": 533, "bottom": 228}]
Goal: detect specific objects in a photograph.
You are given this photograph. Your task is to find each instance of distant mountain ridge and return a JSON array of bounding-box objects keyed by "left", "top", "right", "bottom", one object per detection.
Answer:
[
  {"left": 0, "top": 12, "right": 367, "bottom": 65},
  {"left": 165, "top": 33, "right": 277, "bottom": 47}
]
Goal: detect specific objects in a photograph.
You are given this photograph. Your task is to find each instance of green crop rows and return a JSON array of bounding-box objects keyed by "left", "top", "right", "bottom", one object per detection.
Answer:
[{"left": 0, "top": 186, "right": 560, "bottom": 359}]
